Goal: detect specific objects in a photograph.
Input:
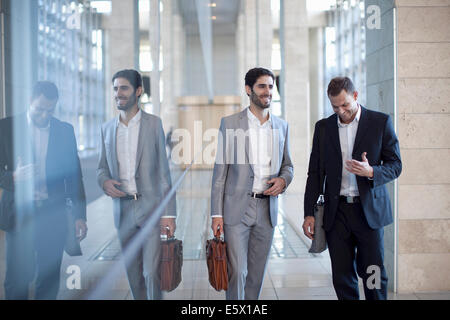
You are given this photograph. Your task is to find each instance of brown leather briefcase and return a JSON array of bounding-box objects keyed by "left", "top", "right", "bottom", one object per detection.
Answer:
[
  {"left": 159, "top": 230, "right": 183, "bottom": 292},
  {"left": 206, "top": 228, "right": 228, "bottom": 291}
]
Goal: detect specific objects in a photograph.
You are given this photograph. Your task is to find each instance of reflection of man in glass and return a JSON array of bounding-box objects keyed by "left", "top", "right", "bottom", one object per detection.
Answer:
[
  {"left": 0, "top": 81, "right": 87, "bottom": 299},
  {"left": 97, "top": 69, "right": 176, "bottom": 300}
]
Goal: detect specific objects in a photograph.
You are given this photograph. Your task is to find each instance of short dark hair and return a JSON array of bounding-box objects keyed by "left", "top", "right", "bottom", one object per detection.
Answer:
[
  {"left": 32, "top": 81, "right": 59, "bottom": 101},
  {"left": 327, "top": 76, "right": 355, "bottom": 97},
  {"left": 245, "top": 67, "right": 275, "bottom": 88},
  {"left": 112, "top": 69, "right": 143, "bottom": 91}
]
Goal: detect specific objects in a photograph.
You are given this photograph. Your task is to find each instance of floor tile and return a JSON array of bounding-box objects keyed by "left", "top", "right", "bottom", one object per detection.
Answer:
[
  {"left": 3, "top": 168, "right": 446, "bottom": 300},
  {"left": 270, "top": 274, "right": 333, "bottom": 288},
  {"left": 414, "top": 292, "right": 450, "bottom": 300},
  {"left": 275, "top": 287, "right": 337, "bottom": 300}
]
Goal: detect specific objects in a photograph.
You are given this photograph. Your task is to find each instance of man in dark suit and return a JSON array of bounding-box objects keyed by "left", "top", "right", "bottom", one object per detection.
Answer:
[
  {"left": 0, "top": 81, "right": 87, "bottom": 299},
  {"left": 303, "top": 77, "right": 402, "bottom": 300}
]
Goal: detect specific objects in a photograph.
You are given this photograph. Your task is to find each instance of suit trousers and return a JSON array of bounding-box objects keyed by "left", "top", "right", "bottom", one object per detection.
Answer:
[
  {"left": 224, "top": 197, "right": 274, "bottom": 300},
  {"left": 326, "top": 200, "right": 388, "bottom": 300},
  {"left": 4, "top": 201, "right": 67, "bottom": 300},
  {"left": 118, "top": 198, "right": 162, "bottom": 300}
]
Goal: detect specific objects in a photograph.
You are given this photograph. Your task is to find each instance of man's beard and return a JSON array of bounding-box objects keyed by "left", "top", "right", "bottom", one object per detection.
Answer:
[
  {"left": 116, "top": 94, "right": 137, "bottom": 111},
  {"left": 31, "top": 115, "right": 50, "bottom": 128},
  {"left": 250, "top": 89, "right": 271, "bottom": 109}
]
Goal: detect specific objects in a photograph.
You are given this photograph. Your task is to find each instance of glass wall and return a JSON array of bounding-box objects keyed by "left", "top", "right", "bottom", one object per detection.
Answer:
[{"left": 37, "top": 0, "right": 105, "bottom": 157}]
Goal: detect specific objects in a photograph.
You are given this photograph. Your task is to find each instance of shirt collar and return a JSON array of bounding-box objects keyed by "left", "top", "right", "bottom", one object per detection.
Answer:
[
  {"left": 247, "top": 107, "right": 272, "bottom": 126},
  {"left": 337, "top": 104, "right": 361, "bottom": 128},
  {"left": 117, "top": 109, "right": 142, "bottom": 128}
]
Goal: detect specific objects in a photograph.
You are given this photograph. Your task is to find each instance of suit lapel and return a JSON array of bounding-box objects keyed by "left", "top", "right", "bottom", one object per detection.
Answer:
[
  {"left": 110, "top": 116, "right": 119, "bottom": 178},
  {"left": 271, "top": 115, "right": 281, "bottom": 176},
  {"left": 326, "top": 114, "right": 341, "bottom": 156},
  {"left": 13, "top": 114, "right": 33, "bottom": 165},
  {"left": 46, "top": 118, "right": 57, "bottom": 176},
  {"left": 135, "top": 112, "right": 147, "bottom": 175},
  {"left": 238, "top": 110, "right": 251, "bottom": 170},
  {"left": 352, "top": 106, "right": 369, "bottom": 155}
]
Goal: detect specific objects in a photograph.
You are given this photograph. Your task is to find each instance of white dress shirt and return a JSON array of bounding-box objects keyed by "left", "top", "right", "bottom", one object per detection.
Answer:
[
  {"left": 338, "top": 105, "right": 361, "bottom": 196},
  {"left": 116, "top": 110, "right": 141, "bottom": 195},
  {"left": 211, "top": 108, "right": 273, "bottom": 219},
  {"left": 27, "top": 112, "right": 49, "bottom": 200},
  {"left": 116, "top": 109, "right": 173, "bottom": 219},
  {"left": 247, "top": 107, "right": 273, "bottom": 194}
]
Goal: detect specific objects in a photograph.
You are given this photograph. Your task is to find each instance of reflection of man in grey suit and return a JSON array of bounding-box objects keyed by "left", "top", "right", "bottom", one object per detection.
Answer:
[
  {"left": 97, "top": 69, "right": 176, "bottom": 300},
  {"left": 211, "top": 68, "right": 294, "bottom": 300}
]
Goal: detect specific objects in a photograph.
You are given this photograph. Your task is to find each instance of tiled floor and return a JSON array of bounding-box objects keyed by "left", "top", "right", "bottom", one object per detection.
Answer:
[{"left": 1, "top": 168, "right": 449, "bottom": 300}]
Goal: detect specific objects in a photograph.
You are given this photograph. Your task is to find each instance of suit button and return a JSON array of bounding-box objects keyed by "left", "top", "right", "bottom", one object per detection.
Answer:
[
  {"left": 250, "top": 176, "right": 254, "bottom": 179},
  {"left": 334, "top": 196, "right": 338, "bottom": 199}
]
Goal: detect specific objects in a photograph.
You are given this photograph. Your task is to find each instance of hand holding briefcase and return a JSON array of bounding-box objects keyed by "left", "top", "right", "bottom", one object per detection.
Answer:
[
  {"left": 206, "top": 228, "right": 228, "bottom": 291},
  {"left": 160, "top": 227, "right": 183, "bottom": 292}
]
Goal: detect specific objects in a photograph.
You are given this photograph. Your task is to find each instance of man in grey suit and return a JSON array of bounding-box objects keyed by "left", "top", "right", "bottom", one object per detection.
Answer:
[
  {"left": 97, "top": 69, "right": 176, "bottom": 300},
  {"left": 211, "top": 67, "right": 294, "bottom": 300}
]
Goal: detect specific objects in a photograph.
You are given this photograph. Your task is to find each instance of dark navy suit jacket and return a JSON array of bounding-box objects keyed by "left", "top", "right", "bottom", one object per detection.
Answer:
[
  {"left": 304, "top": 106, "right": 402, "bottom": 231},
  {"left": 0, "top": 113, "right": 86, "bottom": 230}
]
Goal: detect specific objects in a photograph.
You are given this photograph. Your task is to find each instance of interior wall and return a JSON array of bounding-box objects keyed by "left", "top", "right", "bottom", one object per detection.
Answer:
[{"left": 184, "top": 33, "right": 237, "bottom": 97}]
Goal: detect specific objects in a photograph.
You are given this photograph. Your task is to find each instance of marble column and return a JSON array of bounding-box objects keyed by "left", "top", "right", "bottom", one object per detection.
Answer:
[
  {"left": 160, "top": 0, "right": 184, "bottom": 132},
  {"left": 103, "top": 0, "right": 138, "bottom": 119},
  {"left": 281, "top": 0, "right": 310, "bottom": 230},
  {"left": 395, "top": 0, "right": 450, "bottom": 293},
  {"left": 149, "top": 0, "right": 161, "bottom": 116},
  {"left": 236, "top": 0, "right": 273, "bottom": 108}
]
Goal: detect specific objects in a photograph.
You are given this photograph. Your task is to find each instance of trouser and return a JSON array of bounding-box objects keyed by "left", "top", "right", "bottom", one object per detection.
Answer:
[
  {"left": 117, "top": 198, "right": 162, "bottom": 300},
  {"left": 326, "top": 200, "right": 388, "bottom": 300},
  {"left": 224, "top": 197, "right": 274, "bottom": 300},
  {"left": 4, "top": 200, "right": 67, "bottom": 300}
]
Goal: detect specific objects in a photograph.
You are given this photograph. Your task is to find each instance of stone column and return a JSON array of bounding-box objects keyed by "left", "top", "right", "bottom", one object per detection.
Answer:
[
  {"left": 160, "top": 0, "right": 184, "bottom": 132},
  {"left": 236, "top": 11, "right": 247, "bottom": 107},
  {"left": 236, "top": 0, "right": 273, "bottom": 108},
  {"left": 149, "top": 0, "right": 161, "bottom": 116},
  {"left": 281, "top": 0, "right": 310, "bottom": 230},
  {"left": 395, "top": 0, "right": 450, "bottom": 293},
  {"left": 103, "top": 0, "right": 138, "bottom": 119}
]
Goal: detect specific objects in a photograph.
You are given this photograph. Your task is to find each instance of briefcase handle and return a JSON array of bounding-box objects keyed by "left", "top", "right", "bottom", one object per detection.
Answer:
[
  {"left": 214, "top": 226, "right": 224, "bottom": 241},
  {"left": 161, "top": 226, "right": 175, "bottom": 241}
]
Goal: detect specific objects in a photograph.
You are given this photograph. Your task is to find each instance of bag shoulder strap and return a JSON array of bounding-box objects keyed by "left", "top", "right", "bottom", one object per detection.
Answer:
[{"left": 318, "top": 119, "right": 326, "bottom": 195}]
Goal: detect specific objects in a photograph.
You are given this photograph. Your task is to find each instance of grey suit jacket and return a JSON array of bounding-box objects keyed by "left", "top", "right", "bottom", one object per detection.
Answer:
[
  {"left": 211, "top": 109, "right": 294, "bottom": 227},
  {"left": 97, "top": 111, "right": 176, "bottom": 229}
]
